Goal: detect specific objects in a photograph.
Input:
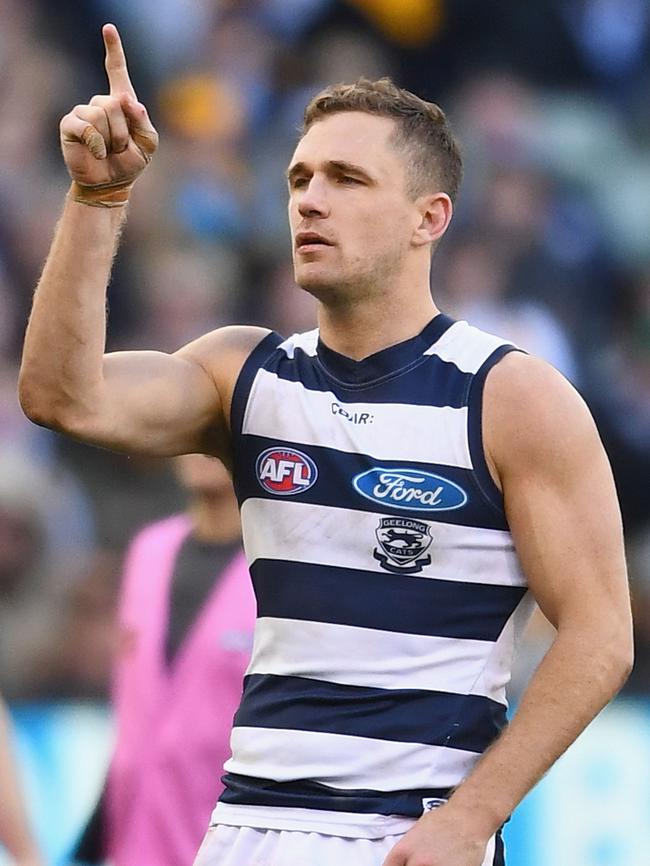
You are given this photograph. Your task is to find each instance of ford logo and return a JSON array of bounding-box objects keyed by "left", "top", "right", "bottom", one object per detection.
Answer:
[{"left": 353, "top": 467, "right": 467, "bottom": 512}]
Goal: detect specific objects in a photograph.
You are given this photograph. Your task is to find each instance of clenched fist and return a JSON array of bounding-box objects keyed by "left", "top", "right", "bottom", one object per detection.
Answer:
[{"left": 60, "top": 24, "right": 158, "bottom": 207}]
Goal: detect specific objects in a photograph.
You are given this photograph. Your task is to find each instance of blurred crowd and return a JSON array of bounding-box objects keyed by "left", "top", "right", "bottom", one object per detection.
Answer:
[{"left": 0, "top": 0, "right": 649, "bottom": 700}]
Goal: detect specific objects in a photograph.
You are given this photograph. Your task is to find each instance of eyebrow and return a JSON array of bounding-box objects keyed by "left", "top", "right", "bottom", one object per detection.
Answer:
[{"left": 286, "top": 160, "right": 376, "bottom": 183}]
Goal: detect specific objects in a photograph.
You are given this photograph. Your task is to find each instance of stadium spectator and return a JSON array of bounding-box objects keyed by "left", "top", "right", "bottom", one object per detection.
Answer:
[
  {"left": 0, "top": 448, "right": 95, "bottom": 699},
  {"left": 71, "top": 454, "right": 254, "bottom": 866},
  {"left": 438, "top": 233, "right": 579, "bottom": 382}
]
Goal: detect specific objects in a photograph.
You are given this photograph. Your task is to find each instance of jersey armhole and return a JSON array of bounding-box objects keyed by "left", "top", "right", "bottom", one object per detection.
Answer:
[
  {"left": 230, "top": 331, "right": 284, "bottom": 436},
  {"left": 467, "top": 345, "right": 526, "bottom": 515}
]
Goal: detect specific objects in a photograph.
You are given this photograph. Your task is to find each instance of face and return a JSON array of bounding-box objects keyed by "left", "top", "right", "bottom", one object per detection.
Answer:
[{"left": 287, "top": 112, "right": 423, "bottom": 301}]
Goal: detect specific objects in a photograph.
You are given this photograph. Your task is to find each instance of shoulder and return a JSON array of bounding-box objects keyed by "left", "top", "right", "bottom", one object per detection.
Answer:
[
  {"left": 482, "top": 352, "right": 601, "bottom": 486},
  {"left": 176, "top": 325, "right": 276, "bottom": 375},
  {"left": 176, "top": 325, "right": 279, "bottom": 426}
]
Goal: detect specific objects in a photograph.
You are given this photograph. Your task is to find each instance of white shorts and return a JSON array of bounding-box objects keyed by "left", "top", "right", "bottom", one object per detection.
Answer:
[{"left": 192, "top": 824, "right": 503, "bottom": 866}]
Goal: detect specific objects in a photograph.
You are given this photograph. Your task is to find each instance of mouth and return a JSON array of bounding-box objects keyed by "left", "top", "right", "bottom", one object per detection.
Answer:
[{"left": 295, "top": 232, "right": 334, "bottom": 253}]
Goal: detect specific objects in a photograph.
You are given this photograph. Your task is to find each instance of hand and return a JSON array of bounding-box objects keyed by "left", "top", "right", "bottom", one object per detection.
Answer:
[
  {"left": 60, "top": 23, "right": 158, "bottom": 203},
  {"left": 382, "top": 806, "right": 492, "bottom": 866}
]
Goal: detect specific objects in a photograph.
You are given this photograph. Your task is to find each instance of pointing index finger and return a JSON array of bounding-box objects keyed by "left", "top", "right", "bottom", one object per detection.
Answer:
[{"left": 102, "top": 23, "right": 137, "bottom": 99}]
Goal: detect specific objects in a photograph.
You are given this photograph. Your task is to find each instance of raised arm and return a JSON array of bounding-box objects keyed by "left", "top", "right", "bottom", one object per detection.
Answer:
[
  {"left": 18, "top": 25, "right": 266, "bottom": 457},
  {"left": 384, "top": 353, "right": 633, "bottom": 866}
]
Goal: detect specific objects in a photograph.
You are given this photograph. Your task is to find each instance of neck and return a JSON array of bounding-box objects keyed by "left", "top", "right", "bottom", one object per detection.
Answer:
[
  {"left": 316, "top": 275, "right": 439, "bottom": 360},
  {"left": 188, "top": 493, "right": 241, "bottom": 544}
]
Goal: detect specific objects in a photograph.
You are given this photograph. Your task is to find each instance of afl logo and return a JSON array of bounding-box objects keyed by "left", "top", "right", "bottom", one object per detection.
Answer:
[{"left": 256, "top": 447, "right": 318, "bottom": 496}]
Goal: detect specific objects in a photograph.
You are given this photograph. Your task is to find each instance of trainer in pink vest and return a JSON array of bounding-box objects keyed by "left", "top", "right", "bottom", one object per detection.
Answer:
[{"left": 106, "top": 514, "right": 255, "bottom": 866}]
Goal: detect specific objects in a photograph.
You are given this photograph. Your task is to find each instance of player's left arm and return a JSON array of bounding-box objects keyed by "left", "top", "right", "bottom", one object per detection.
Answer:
[{"left": 384, "top": 352, "right": 633, "bottom": 866}]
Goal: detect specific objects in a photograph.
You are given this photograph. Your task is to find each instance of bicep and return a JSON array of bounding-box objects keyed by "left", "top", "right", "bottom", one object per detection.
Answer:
[
  {"left": 485, "top": 355, "right": 630, "bottom": 634},
  {"left": 94, "top": 349, "right": 223, "bottom": 456},
  {"left": 93, "top": 324, "right": 271, "bottom": 457}
]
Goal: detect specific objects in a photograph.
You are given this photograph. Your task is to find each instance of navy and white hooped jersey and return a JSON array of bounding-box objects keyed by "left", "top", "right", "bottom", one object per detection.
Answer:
[{"left": 212, "top": 314, "right": 535, "bottom": 838}]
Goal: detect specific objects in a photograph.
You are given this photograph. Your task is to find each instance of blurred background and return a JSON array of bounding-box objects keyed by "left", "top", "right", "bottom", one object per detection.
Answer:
[{"left": 0, "top": 0, "right": 649, "bottom": 864}]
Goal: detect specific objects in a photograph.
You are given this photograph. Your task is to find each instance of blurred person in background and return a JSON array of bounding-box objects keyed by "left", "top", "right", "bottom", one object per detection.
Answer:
[
  {"left": 0, "top": 696, "right": 43, "bottom": 866},
  {"left": 18, "top": 22, "right": 633, "bottom": 866},
  {"left": 71, "top": 454, "right": 254, "bottom": 866},
  {"left": 0, "top": 448, "right": 95, "bottom": 699},
  {"left": 588, "top": 265, "right": 650, "bottom": 534},
  {"left": 437, "top": 232, "right": 579, "bottom": 383},
  {"left": 26, "top": 551, "right": 120, "bottom": 700}
]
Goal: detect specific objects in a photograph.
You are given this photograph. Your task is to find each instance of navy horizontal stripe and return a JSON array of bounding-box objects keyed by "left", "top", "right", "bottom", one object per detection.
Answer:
[
  {"left": 235, "top": 434, "right": 509, "bottom": 530},
  {"left": 220, "top": 772, "right": 451, "bottom": 818},
  {"left": 251, "top": 559, "right": 526, "bottom": 642},
  {"left": 234, "top": 673, "right": 506, "bottom": 754},
  {"left": 265, "top": 347, "right": 474, "bottom": 407}
]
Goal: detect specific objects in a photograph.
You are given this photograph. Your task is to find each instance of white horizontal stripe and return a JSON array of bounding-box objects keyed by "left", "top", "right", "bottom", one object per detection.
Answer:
[
  {"left": 248, "top": 617, "right": 504, "bottom": 701},
  {"left": 424, "top": 321, "right": 510, "bottom": 373},
  {"left": 278, "top": 329, "right": 319, "bottom": 359},
  {"left": 243, "top": 369, "right": 472, "bottom": 468},
  {"left": 225, "top": 727, "right": 478, "bottom": 790},
  {"left": 211, "top": 802, "right": 417, "bottom": 838},
  {"left": 241, "top": 498, "right": 526, "bottom": 587},
  {"left": 470, "top": 593, "right": 535, "bottom": 703}
]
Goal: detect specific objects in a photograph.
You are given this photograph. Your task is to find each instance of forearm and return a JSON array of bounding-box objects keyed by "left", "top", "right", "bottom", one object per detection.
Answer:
[
  {"left": 19, "top": 190, "right": 127, "bottom": 428},
  {"left": 445, "top": 624, "right": 631, "bottom": 836},
  {"left": 0, "top": 702, "right": 41, "bottom": 861}
]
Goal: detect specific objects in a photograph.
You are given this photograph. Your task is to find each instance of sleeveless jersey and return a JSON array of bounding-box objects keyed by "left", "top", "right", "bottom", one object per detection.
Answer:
[{"left": 212, "top": 314, "right": 535, "bottom": 838}]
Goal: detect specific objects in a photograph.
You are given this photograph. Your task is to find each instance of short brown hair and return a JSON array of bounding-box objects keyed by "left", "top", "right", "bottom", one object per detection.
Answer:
[{"left": 302, "top": 78, "right": 463, "bottom": 202}]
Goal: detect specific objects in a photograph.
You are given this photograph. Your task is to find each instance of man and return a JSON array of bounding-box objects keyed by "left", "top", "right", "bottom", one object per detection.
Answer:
[
  {"left": 0, "top": 696, "right": 44, "bottom": 866},
  {"left": 19, "top": 23, "right": 633, "bottom": 866},
  {"left": 71, "top": 454, "right": 254, "bottom": 866}
]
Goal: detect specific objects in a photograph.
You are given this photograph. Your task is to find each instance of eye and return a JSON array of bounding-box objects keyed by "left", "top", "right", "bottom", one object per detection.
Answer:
[
  {"left": 290, "top": 176, "right": 309, "bottom": 189},
  {"left": 338, "top": 175, "right": 362, "bottom": 185}
]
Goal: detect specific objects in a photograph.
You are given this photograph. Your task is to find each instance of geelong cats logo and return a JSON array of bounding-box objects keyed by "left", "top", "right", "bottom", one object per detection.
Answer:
[{"left": 374, "top": 517, "right": 433, "bottom": 574}]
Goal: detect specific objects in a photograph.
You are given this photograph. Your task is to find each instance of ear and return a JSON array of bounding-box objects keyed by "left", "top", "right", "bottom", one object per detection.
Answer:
[{"left": 411, "top": 192, "right": 453, "bottom": 248}]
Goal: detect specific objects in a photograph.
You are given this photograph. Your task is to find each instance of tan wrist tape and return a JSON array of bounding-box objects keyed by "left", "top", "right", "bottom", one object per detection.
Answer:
[{"left": 68, "top": 180, "right": 133, "bottom": 208}]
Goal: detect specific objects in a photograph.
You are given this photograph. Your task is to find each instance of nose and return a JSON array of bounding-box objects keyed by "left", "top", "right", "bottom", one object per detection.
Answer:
[{"left": 297, "top": 176, "right": 330, "bottom": 219}]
